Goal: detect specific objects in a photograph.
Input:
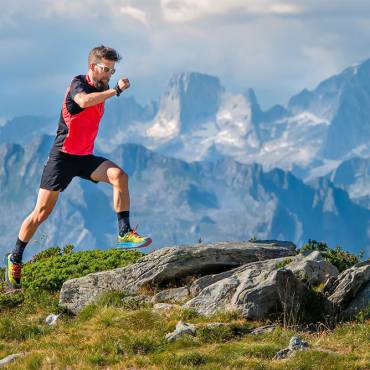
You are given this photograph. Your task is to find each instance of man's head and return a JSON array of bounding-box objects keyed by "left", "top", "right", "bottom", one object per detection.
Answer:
[{"left": 88, "top": 45, "right": 122, "bottom": 91}]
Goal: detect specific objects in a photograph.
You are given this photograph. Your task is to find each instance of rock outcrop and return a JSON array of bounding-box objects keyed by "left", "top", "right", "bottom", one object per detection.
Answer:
[
  {"left": 59, "top": 240, "right": 369, "bottom": 321},
  {"left": 59, "top": 241, "right": 295, "bottom": 314},
  {"left": 184, "top": 251, "right": 338, "bottom": 319}
]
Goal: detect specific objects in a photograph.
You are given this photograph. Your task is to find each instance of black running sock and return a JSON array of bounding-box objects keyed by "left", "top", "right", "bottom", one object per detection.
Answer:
[
  {"left": 11, "top": 238, "right": 28, "bottom": 263},
  {"left": 117, "top": 211, "right": 131, "bottom": 236}
]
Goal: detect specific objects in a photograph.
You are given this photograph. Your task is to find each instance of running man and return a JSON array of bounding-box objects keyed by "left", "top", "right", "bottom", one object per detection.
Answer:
[{"left": 4, "top": 45, "right": 152, "bottom": 289}]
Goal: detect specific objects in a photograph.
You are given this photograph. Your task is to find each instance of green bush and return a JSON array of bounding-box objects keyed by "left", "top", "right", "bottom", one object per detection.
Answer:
[
  {"left": 30, "top": 246, "right": 63, "bottom": 262},
  {"left": 21, "top": 246, "right": 144, "bottom": 292},
  {"left": 300, "top": 240, "right": 362, "bottom": 272}
]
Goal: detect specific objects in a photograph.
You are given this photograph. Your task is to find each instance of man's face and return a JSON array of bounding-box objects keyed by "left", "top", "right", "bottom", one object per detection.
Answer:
[{"left": 90, "top": 58, "right": 116, "bottom": 91}]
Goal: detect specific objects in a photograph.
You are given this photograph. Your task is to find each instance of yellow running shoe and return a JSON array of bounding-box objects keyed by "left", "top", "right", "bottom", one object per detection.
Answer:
[
  {"left": 4, "top": 253, "right": 22, "bottom": 289},
  {"left": 117, "top": 226, "right": 152, "bottom": 249}
]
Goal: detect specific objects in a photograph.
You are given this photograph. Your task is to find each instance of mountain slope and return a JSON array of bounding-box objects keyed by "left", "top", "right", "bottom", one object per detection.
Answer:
[{"left": 0, "top": 137, "right": 369, "bottom": 261}]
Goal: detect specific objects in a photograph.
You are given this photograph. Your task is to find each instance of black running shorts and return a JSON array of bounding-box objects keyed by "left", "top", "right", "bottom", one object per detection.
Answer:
[{"left": 40, "top": 147, "right": 108, "bottom": 192}]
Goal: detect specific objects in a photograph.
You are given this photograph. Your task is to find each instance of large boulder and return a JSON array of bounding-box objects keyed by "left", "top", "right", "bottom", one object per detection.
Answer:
[
  {"left": 327, "top": 261, "right": 370, "bottom": 316},
  {"left": 184, "top": 251, "right": 338, "bottom": 319},
  {"left": 59, "top": 241, "right": 295, "bottom": 314},
  {"left": 184, "top": 257, "right": 309, "bottom": 319}
]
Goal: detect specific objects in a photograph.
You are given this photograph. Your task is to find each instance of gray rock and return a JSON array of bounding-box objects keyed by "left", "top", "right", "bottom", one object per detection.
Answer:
[
  {"left": 274, "top": 336, "right": 309, "bottom": 360},
  {"left": 151, "top": 287, "right": 190, "bottom": 304},
  {"left": 152, "top": 303, "right": 180, "bottom": 313},
  {"left": 288, "top": 336, "right": 309, "bottom": 351},
  {"left": 328, "top": 261, "right": 370, "bottom": 309},
  {"left": 189, "top": 270, "right": 236, "bottom": 296},
  {"left": 323, "top": 276, "right": 337, "bottom": 294},
  {"left": 273, "top": 347, "right": 292, "bottom": 360},
  {"left": 45, "top": 314, "right": 59, "bottom": 326},
  {"left": 188, "top": 251, "right": 337, "bottom": 318},
  {"left": 59, "top": 241, "right": 295, "bottom": 314},
  {"left": 341, "top": 280, "right": 370, "bottom": 319},
  {"left": 184, "top": 257, "right": 309, "bottom": 319},
  {"left": 165, "top": 320, "right": 196, "bottom": 342},
  {"left": 0, "top": 353, "right": 24, "bottom": 367},
  {"left": 288, "top": 251, "right": 339, "bottom": 286},
  {"left": 250, "top": 324, "right": 276, "bottom": 335}
]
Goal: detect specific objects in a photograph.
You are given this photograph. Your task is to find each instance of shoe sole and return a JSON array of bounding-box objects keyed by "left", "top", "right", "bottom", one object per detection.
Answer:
[
  {"left": 116, "top": 238, "right": 152, "bottom": 249},
  {"left": 3, "top": 253, "right": 21, "bottom": 290}
]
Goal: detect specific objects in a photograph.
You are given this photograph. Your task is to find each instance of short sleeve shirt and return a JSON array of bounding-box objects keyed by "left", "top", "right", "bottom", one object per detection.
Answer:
[{"left": 52, "top": 75, "right": 105, "bottom": 155}]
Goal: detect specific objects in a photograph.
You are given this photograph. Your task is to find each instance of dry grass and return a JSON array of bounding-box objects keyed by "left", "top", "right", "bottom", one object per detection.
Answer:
[{"left": 0, "top": 291, "right": 368, "bottom": 369}]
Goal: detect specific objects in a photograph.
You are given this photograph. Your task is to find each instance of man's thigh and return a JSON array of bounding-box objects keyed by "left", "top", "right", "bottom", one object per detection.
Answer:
[{"left": 90, "top": 160, "right": 122, "bottom": 184}]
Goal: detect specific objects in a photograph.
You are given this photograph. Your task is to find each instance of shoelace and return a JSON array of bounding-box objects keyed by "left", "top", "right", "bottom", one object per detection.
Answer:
[
  {"left": 11, "top": 263, "right": 22, "bottom": 279},
  {"left": 130, "top": 224, "right": 139, "bottom": 236}
]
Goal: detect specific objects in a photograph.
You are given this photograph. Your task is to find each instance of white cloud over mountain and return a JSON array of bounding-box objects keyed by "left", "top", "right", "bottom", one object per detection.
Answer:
[
  {"left": 161, "top": 0, "right": 302, "bottom": 22},
  {"left": 1, "top": 0, "right": 370, "bottom": 118}
]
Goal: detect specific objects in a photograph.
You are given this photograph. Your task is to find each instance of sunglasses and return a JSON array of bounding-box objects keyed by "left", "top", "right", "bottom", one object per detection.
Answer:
[{"left": 95, "top": 63, "right": 116, "bottom": 75}]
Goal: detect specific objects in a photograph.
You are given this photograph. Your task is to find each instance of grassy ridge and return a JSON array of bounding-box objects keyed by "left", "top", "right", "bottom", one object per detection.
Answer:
[{"left": 0, "top": 245, "right": 368, "bottom": 369}]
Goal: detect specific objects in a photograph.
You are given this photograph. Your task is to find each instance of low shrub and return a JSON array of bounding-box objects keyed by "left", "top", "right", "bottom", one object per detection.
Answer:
[
  {"left": 21, "top": 246, "right": 144, "bottom": 292},
  {"left": 300, "top": 240, "right": 363, "bottom": 272}
]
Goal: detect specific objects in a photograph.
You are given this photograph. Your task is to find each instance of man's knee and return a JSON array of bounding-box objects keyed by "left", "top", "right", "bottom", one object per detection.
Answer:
[
  {"left": 109, "top": 167, "right": 128, "bottom": 185},
  {"left": 32, "top": 207, "right": 52, "bottom": 224}
]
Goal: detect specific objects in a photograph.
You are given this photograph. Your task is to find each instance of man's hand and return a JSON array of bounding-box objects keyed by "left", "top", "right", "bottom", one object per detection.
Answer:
[{"left": 118, "top": 77, "right": 130, "bottom": 91}]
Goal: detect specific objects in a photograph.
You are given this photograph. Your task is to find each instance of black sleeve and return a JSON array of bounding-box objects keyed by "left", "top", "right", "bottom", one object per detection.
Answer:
[{"left": 69, "top": 77, "right": 90, "bottom": 99}]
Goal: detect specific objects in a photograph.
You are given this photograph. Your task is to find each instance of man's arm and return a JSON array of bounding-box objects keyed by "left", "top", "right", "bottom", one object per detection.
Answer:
[
  {"left": 73, "top": 78, "right": 130, "bottom": 108},
  {"left": 74, "top": 89, "right": 116, "bottom": 108}
]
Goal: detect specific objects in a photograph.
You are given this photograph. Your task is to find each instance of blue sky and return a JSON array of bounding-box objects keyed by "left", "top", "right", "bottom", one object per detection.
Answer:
[{"left": 1, "top": 0, "right": 370, "bottom": 121}]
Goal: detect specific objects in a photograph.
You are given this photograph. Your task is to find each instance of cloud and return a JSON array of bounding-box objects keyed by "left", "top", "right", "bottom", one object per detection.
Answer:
[
  {"left": 160, "top": 0, "right": 302, "bottom": 23},
  {"left": 120, "top": 5, "right": 149, "bottom": 27},
  {"left": 2, "top": 0, "right": 370, "bottom": 117}
]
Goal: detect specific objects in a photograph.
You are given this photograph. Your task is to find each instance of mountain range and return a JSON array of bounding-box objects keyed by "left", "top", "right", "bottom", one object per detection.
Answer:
[
  {"left": 2, "top": 59, "right": 370, "bottom": 258},
  {"left": 0, "top": 135, "right": 369, "bottom": 261}
]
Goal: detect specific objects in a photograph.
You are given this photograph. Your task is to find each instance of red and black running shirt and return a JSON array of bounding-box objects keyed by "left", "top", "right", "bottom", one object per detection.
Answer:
[{"left": 53, "top": 74, "right": 104, "bottom": 155}]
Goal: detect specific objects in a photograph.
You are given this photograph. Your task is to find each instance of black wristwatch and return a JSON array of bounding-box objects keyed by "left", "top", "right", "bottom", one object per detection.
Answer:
[{"left": 114, "top": 83, "right": 123, "bottom": 97}]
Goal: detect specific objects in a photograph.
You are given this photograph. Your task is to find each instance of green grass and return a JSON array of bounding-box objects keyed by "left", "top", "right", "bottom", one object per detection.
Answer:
[
  {"left": 0, "top": 299, "right": 367, "bottom": 370},
  {"left": 0, "top": 246, "right": 368, "bottom": 369}
]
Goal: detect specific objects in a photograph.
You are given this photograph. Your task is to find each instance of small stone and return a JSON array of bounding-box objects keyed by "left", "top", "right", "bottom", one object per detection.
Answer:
[
  {"left": 288, "top": 336, "right": 309, "bottom": 351},
  {"left": 45, "top": 314, "right": 59, "bottom": 326},
  {"left": 165, "top": 320, "right": 196, "bottom": 342},
  {"left": 250, "top": 324, "right": 276, "bottom": 335},
  {"left": 205, "top": 322, "right": 228, "bottom": 328},
  {"left": 274, "top": 336, "right": 309, "bottom": 360},
  {"left": 273, "top": 348, "right": 292, "bottom": 360},
  {"left": 0, "top": 353, "right": 24, "bottom": 366}
]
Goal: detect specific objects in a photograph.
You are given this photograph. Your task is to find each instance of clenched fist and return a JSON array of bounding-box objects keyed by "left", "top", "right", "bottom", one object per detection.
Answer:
[{"left": 118, "top": 77, "right": 130, "bottom": 91}]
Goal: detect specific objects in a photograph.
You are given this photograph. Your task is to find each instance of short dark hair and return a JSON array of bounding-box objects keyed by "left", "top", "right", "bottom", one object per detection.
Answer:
[{"left": 88, "top": 45, "right": 122, "bottom": 66}]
